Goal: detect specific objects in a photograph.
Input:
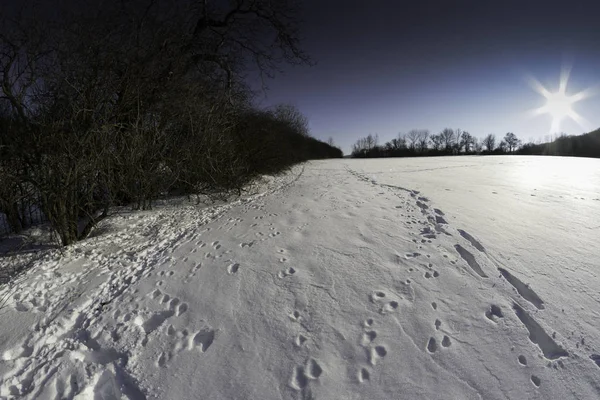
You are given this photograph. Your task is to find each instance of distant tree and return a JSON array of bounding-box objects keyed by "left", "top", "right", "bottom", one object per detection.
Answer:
[
  {"left": 430, "top": 134, "right": 443, "bottom": 151},
  {"left": 460, "top": 131, "right": 475, "bottom": 153},
  {"left": 327, "top": 137, "right": 335, "bottom": 147},
  {"left": 367, "top": 134, "right": 378, "bottom": 150},
  {"left": 473, "top": 137, "right": 483, "bottom": 153},
  {"left": 406, "top": 130, "right": 420, "bottom": 151},
  {"left": 416, "top": 130, "right": 430, "bottom": 153},
  {"left": 482, "top": 134, "right": 496, "bottom": 152},
  {"left": 504, "top": 132, "right": 521, "bottom": 153},
  {"left": 391, "top": 138, "right": 403, "bottom": 150},
  {"left": 498, "top": 140, "right": 508, "bottom": 153},
  {"left": 454, "top": 128, "right": 464, "bottom": 153},
  {"left": 396, "top": 133, "right": 407, "bottom": 149},
  {"left": 440, "top": 128, "right": 455, "bottom": 152}
]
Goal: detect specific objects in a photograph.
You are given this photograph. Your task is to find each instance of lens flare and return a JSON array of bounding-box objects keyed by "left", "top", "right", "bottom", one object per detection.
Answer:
[{"left": 526, "top": 65, "right": 596, "bottom": 134}]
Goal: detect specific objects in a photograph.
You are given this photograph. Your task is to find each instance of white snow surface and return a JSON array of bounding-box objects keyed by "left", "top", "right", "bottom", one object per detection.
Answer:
[{"left": 1, "top": 156, "right": 599, "bottom": 399}]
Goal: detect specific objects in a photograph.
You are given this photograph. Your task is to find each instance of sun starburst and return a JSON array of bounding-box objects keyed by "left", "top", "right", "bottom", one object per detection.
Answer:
[{"left": 527, "top": 65, "right": 596, "bottom": 134}]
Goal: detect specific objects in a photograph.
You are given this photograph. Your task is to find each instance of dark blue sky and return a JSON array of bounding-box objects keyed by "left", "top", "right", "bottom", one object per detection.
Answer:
[{"left": 254, "top": 0, "right": 600, "bottom": 153}]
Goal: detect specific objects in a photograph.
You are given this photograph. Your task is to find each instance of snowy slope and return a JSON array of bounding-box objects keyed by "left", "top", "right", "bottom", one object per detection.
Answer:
[{"left": 1, "top": 158, "right": 599, "bottom": 400}]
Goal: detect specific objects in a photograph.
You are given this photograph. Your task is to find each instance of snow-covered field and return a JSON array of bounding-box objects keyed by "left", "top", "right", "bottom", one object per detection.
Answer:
[{"left": 1, "top": 156, "right": 599, "bottom": 399}]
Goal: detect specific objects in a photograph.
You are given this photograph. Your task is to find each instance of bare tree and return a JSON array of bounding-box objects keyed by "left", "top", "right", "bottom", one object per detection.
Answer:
[
  {"left": 417, "top": 130, "right": 430, "bottom": 153},
  {"left": 498, "top": 140, "right": 508, "bottom": 153},
  {"left": 460, "top": 131, "right": 475, "bottom": 153},
  {"left": 440, "top": 128, "right": 455, "bottom": 152},
  {"left": 430, "top": 134, "right": 443, "bottom": 151},
  {"left": 273, "top": 104, "right": 310, "bottom": 136},
  {"left": 0, "top": 0, "right": 330, "bottom": 245},
  {"left": 482, "top": 134, "right": 496, "bottom": 152},
  {"left": 406, "top": 130, "right": 420, "bottom": 151},
  {"left": 473, "top": 137, "right": 483, "bottom": 153},
  {"left": 504, "top": 132, "right": 521, "bottom": 153}
]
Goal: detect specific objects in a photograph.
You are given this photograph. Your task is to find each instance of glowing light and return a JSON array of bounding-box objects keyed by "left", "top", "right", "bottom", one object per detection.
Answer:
[{"left": 526, "top": 65, "right": 597, "bottom": 134}]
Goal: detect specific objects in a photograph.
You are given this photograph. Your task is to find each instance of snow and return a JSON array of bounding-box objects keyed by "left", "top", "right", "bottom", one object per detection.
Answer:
[{"left": 1, "top": 157, "right": 600, "bottom": 399}]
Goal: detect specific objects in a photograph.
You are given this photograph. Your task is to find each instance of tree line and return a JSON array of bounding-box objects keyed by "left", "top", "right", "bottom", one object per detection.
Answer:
[
  {"left": 0, "top": 0, "right": 341, "bottom": 246},
  {"left": 517, "top": 130, "right": 600, "bottom": 158},
  {"left": 351, "top": 129, "right": 521, "bottom": 158}
]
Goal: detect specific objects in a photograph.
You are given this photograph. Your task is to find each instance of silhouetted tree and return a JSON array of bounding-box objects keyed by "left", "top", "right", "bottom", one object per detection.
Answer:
[
  {"left": 406, "top": 130, "right": 420, "bottom": 151},
  {"left": 430, "top": 134, "right": 443, "bottom": 151},
  {"left": 440, "top": 128, "right": 455, "bottom": 152},
  {"left": 498, "top": 140, "right": 508, "bottom": 153},
  {"left": 504, "top": 132, "right": 521, "bottom": 153},
  {"left": 417, "top": 130, "right": 430, "bottom": 153},
  {"left": 460, "top": 131, "right": 475, "bottom": 153},
  {"left": 482, "top": 134, "right": 496, "bottom": 152}
]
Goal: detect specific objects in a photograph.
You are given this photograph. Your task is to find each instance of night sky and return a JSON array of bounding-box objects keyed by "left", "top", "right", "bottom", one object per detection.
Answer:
[{"left": 255, "top": 0, "right": 600, "bottom": 153}]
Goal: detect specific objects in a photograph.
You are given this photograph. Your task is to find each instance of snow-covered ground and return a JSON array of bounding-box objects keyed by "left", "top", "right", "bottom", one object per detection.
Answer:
[{"left": 0, "top": 156, "right": 599, "bottom": 399}]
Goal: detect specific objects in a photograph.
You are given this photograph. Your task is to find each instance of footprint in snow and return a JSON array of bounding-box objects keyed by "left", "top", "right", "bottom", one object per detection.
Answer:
[
  {"left": 358, "top": 368, "right": 370, "bottom": 383},
  {"left": 485, "top": 304, "right": 504, "bottom": 322},
  {"left": 190, "top": 327, "right": 216, "bottom": 352},
  {"left": 427, "top": 337, "right": 437, "bottom": 353},
  {"left": 424, "top": 271, "right": 439, "bottom": 279},
  {"left": 227, "top": 263, "right": 240, "bottom": 275},
  {"left": 290, "top": 359, "right": 323, "bottom": 391},
  {"left": 369, "top": 345, "right": 387, "bottom": 365},
  {"left": 278, "top": 267, "right": 296, "bottom": 279},
  {"left": 519, "top": 355, "right": 527, "bottom": 366}
]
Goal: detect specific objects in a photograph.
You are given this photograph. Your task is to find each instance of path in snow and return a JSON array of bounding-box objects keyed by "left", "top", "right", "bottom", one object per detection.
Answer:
[{"left": 0, "top": 160, "right": 599, "bottom": 400}]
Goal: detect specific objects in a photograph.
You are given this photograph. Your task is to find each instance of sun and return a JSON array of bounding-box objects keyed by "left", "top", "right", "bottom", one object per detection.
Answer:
[
  {"left": 543, "top": 91, "right": 573, "bottom": 121},
  {"left": 527, "top": 65, "right": 596, "bottom": 134}
]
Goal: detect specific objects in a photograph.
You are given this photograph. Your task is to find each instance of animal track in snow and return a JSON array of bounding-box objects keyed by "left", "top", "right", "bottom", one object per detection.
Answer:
[
  {"left": 191, "top": 327, "right": 215, "bottom": 352},
  {"left": 405, "top": 252, "right": 421, "bottom": 259},
  {"left": 424, "top": 271, "right": 439, "bottom": 279},
  {"left": 531, "top": 375, "right": 541, "bottom": 387},
  {"left": 435, "top": 215, "right": 448, "bottom": 224},
  {"left": 290, "top": 359, "right": 323, "bottom": 391},
  {"left": 427, "top": 337, "right": 438, "bottom": 353},
  {"left": 457, "top": 229, "right": 486, "bottom": 252},
  {"left": 485, "top": 304, "right": 504, "bottom": 322},
  {"left": 227, "top": 263, "right": 240, "bottom": 275},
  {"left": 454, "top": 245, "right": 488, "bottom": 278},
  {"left": 498, "top": 268, "right": 544, "bottom": 309},
  {"left": 306, "top": 358, "right": 323, "bottom": 379},
  {"left": 435, "top": 319, "right": 442, "bottom": 330},
  {"left": 290, "top": 310, "right": 301, "bottom": 321},
  {"left": 382, "top": 301, "right": 399, "bottom": 314},
  {"left": 361, "top": 331, "right": 377, "bottom": 346},
  {"left": 441, "top": 336, "right": 452, "bottom": 347},
  {"left": 369, "top": 345, "right": 387, "bottom": 365},
  {"left": 518, "top": 355, "right": 528, "bottom": 365},
  {"left": 370, "top": 291, "right": 386, "bottom": 302},
  {"left": 175, "top": 302, "right": 188, "bottom": 316},
  {"left": 240, "top": 241, "right": 255, "bottom": 248},
  {"left": 513, "top": 303, "right": 568, "bottom": 359},
  {"left": 358, "top": 368, "right": 370, "bottom": 383},
  {"left": 157, "top": 352, "right": 169, "bottom": 367},
  {"left": 295, "top": 334, "right": 308, "bottom": 347},
  {"left": 589, "top": 354, "right": 600, "bottom": 368},
  {"left": 278, "top": 267, "right": 296, "bottom": 279},
  {"left": 136, "top": 310, "right": 175, "bottom": 334}
]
